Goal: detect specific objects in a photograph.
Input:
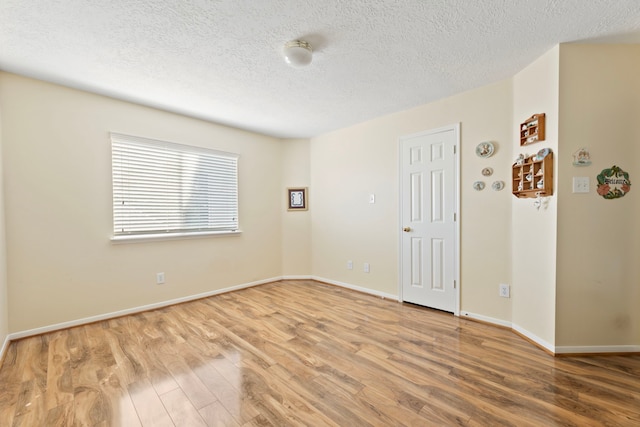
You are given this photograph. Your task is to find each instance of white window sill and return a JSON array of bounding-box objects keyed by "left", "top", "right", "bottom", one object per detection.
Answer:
[{"left": 111, "top": 229, "right": 242, "bottom": 244}]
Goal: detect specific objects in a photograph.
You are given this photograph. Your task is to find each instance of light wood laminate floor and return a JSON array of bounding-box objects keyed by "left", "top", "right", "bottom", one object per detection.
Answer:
[{"left": 0, "top": 280, "right": 639, "bottom": 426}]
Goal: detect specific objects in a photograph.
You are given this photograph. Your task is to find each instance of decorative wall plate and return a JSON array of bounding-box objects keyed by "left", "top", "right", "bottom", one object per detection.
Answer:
[
  {"left": 573, "top": 148, "right": 591, "bottom": 166},
  {"left": 475, "top": 142, "right": 494, "bottom": 158},
  {"left": 473, "top": 181, "right": 485, "bottom": 191},
  {"left": 492, "top": 181, "right": 505, "bottom": 191},
  {"left": 535, "top": 147, "right": 551, "bottom": 161},
  {"left": 481, "top": 167, "right": 493, "bottom": 176},
  {"left": 596, "top": 166, "right": 631, "bottom": 199}
]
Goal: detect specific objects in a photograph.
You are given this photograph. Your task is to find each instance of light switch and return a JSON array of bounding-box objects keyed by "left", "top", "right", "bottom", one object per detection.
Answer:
[
  {"left": 572, "top": 177, "right": 590, "bottom": 193},
  {"left": 369, "top": 193, "right": 375, "bottom": 204}
]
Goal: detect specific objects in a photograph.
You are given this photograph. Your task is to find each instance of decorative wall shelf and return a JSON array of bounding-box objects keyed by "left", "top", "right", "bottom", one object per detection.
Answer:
[
  {"left": 512, "top": 151, "right": 553, "bottom": 198},
  {"left": 519, "top": 113, "right": 545, "bottom": 146}
]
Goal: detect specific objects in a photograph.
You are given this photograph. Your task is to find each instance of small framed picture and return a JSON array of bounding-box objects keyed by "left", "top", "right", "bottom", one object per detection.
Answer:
[{"left": 287, "top": 187, "right": 308, "bottom": 211}]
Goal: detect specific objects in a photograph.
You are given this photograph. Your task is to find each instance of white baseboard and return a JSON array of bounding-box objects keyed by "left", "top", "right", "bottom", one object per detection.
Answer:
[
  {"left": 281, "top": 275, "right": 313, "bottom": 280},
  {"left": 460, "top": 312, "right": 558, "bottom": 354},
  {"left": 555, "top": 345, "right": 640, "bottom": 354},
  {"left": 463, "top": 315, "right": 640, "bottom": 355},
  {"left": 4, "top": 276, "right": 638, "bottom": 357},
  {"left": 512, "top": 323, "right": 555, "bottom": 354},
  {"left": 7, "top": 276, "right": 283, "bottom": 341},
  {"left": 460, "top": 311, "right": 512, "bottom": 328},
  {"left": 5, "top": 275, "right": 394, "bottom": 343},
  {"left": 0, "top": 333, "right": 10, "bottom": 363},
  {"left": 311, "top": 276, "right": 398, "bottom": 301}
]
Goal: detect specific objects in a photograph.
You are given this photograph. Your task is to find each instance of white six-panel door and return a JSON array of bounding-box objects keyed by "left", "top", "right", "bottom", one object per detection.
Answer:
[{"left": 400, "top": 125, "right": 459, "bottom": 313}]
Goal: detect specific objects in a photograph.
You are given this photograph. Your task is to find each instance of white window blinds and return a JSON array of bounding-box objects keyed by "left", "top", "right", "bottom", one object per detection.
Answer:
[{"left": 111, "top": 133, "right": 239, "bottom": 237}]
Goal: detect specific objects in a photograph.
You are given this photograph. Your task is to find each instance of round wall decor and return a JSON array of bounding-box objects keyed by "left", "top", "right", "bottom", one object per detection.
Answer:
[
  {"left": 597, "top": 165, "right": 631, "bottom": 199},
  {"left": 476, "top": 142, "right": 494, "bottom": 158}
]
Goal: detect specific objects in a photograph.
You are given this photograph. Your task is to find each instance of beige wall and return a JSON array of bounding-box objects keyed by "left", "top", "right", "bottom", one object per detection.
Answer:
[
  {"left": 0, "top": 72, "right": 284, "bottom": 332},
  {"left": 0, "top": 102, "right": 8, "bottom": 347},
  {"left": 556, "top": 44, "right": 640, "bottom": 347},
  {"left": 281, "top": 139, "right": 311, "bottom": 275},
  {"left": 2, "top": 45, "right": 637, "bottom": 351},
  {"left": 310, "top": 80, "right": 514, "bottom": 321},
  {"left": 511, "top": 46, "right": 560, "bottom": 348}
]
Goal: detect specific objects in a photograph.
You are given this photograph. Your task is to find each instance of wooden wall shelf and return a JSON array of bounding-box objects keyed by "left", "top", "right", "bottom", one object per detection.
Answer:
[
  {"left": 520, "top": 113, "right": 545, "bottom": 146},
  {"left": 512, "top": 151, "right": 553, "bottom": 198}
]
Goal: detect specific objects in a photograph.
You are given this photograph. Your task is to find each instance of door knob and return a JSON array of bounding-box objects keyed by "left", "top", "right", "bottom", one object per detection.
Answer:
[{"left": 403, "top": 227, "right": 411, "bottom": 232}]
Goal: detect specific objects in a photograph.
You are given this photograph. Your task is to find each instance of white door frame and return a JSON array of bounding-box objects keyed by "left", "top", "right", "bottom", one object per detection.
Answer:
[{"left": 398, "top": 123, "right": 461, "bottom": 316}]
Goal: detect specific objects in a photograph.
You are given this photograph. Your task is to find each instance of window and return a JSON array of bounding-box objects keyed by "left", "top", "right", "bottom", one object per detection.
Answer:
[{"left": 111, "top": 133, "right": 239, "bottom": 240}]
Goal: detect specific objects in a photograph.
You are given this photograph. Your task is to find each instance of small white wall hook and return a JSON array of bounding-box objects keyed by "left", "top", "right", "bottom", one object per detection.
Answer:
[
  {"left": 533, "top": 192, "right": 548, "bottom": 211},
  {"left": 533, "top": 193, "right": 542, "bottom": 210}
]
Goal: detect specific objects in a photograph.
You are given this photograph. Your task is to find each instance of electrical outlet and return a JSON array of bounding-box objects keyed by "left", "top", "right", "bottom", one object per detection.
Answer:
[
  {"left": 156, "top": 272, "right": 165, "bottom": 284},
  {"left": 347, "top": 260, "right": 353, "bottom": 270},
  {"left": 364, "top": 263, "right": 370, "bottom": 273},
  {"left": 499, "top": 283, "right": 510, "bottom": 298}
]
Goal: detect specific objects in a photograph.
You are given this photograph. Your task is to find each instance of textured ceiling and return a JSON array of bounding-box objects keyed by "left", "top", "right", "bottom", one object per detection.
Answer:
[{"left": 1, "top": 1, "right": 639, "bottom": 138}]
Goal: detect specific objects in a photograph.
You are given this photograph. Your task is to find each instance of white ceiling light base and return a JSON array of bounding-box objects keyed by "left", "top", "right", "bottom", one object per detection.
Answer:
[{"left": 283, "top": 40, "right": 312, "bottom": 68}]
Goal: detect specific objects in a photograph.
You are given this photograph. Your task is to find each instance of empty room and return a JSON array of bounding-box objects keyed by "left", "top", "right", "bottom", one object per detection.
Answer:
[{"left": 0, "top": 1, "right": 639, "bottom": 426}]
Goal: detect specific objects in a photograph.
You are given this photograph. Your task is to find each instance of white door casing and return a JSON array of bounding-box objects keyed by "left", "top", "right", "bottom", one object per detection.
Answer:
[{"left": 399, "top": 125, "right": 459, "bottom": 314}]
